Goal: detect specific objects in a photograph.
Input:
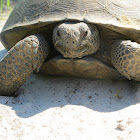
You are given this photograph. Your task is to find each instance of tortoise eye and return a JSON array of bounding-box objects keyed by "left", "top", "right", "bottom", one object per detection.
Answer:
[
  {"left": 57, "top": 30, "right": 61, "bottom": 37},
  {"left": 82, "top": 31, "right": 88, "bottom": 38}
]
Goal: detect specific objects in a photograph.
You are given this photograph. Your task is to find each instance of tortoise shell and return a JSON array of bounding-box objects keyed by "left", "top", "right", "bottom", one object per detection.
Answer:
[
  {"left": 1, "top": 0, "right": 140, "bottom": 79},
  {"left": 1, "top": 0, "right": 140, "bottom": 50}
]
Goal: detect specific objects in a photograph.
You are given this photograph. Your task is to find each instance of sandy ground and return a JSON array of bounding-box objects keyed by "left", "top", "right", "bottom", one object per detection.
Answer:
[{"left": 0, "top": 18, "right": 140, "bottom": 140}]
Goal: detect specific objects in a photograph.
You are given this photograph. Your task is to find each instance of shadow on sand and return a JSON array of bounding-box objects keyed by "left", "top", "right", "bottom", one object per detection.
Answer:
[
  {"left": 0, "top": 49, "right": 7, "bottom": 60},
  {"left": 0, "top": 73, "right": 139, "bottom": 118},
  {"left": 0, "top": 49, "right": 139, "bottom": 118}
]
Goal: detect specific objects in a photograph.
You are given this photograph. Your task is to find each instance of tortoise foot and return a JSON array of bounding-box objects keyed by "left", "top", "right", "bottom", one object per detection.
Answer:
[
  {"left": 0, "top": 34, "right": 50, "bottom": 96},
  {"left": 111, "top": 40, "right": 140, "bottom": 81}
]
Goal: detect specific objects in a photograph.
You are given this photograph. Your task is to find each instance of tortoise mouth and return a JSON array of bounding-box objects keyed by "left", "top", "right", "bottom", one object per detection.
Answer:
[
  {"left": 54, "top": 45, "right": 90, "bottom": 59},
  {"left": 45, "top": 51, "right": 91, "bottom": 62}
]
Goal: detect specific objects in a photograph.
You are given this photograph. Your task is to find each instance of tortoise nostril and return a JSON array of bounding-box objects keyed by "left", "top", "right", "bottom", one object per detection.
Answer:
[{"left": 66, "top": 41, "right": 75, "bottom": 44}]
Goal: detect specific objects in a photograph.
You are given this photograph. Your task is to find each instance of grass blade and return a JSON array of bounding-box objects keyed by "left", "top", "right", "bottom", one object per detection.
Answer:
[
  {"left": 7, "top": 0, "right": 10, "bottom": 8},
  {"left": 0, "top": 0, "right": 3, "bottom": 13}
]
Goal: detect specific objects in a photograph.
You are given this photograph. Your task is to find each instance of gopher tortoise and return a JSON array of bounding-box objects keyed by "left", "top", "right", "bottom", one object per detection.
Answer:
[{"left": 0, "top": 0, "right": 140, "bottom": 96}]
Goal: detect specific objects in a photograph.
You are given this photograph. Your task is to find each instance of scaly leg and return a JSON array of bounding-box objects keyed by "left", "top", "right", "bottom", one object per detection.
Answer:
[
  {"left": 0, "top": 34, "right": 50, "bottom": 96},
  {"left": 111, "top": 40, "right": 140, "bottom": 81}
]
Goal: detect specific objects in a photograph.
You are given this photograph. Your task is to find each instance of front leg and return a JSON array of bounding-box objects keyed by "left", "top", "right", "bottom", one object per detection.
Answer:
[
  {"left": 111, "top": 40, "right": 140, "bottom": 81},
  {"left": 0, "top": 34, "right": 50, "bottom": 96}
]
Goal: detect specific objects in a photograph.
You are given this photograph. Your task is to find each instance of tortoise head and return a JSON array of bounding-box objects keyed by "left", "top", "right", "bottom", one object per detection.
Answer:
[{"left": 53, "top": 22, "right": 100, "bottom": 58}]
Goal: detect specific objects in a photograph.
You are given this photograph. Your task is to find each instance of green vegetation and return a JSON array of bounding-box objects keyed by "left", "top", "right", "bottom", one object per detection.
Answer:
[
  {"left": 7, "top": 0, "right": 10, "bottom": 8},
  {"left": 0, "top": 0, "right": 21, "bottom": 19},
  {"left": 0, "top": 0, "right": 20, "bottom": 13},
  {"left": 0, "top": 0, "right": 11, "bottom": 13},
  {"left": 114, "top": 89, "right": 123, "bottom": 99}
]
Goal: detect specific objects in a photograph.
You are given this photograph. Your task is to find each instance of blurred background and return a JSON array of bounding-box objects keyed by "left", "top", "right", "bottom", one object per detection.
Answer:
[{"left": 0, "top": 0, "right": 20, "bottom": 17}]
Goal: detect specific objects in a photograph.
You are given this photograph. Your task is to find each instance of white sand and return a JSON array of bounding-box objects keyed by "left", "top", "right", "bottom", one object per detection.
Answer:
[{"left": 0, "top": 19, "right": 140, "bottom": 140}]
